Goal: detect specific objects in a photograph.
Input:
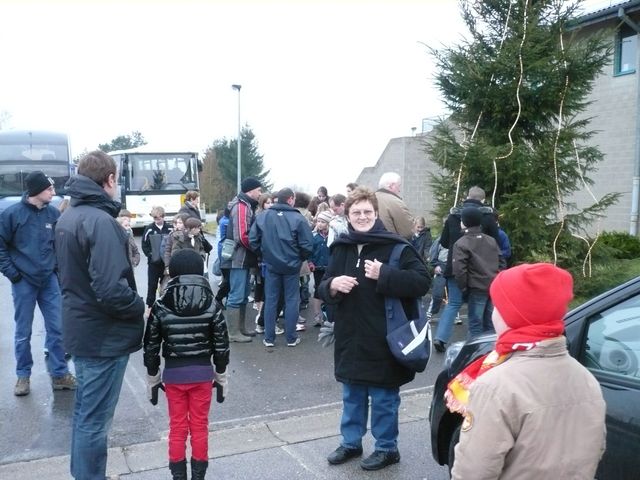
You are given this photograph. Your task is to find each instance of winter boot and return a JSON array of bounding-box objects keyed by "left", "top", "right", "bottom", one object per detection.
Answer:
[
  {"left": 191, "top": 458, "right": 208, "bottom": 480},
  {"left": 239, "top": 304, "right": 256, "bottom": 337},
  {"left": 169, "top": 459, "right": 187, "bottom": 480},
  {"left": 226, "top": 308, "right": 252, "bottom": 343}
]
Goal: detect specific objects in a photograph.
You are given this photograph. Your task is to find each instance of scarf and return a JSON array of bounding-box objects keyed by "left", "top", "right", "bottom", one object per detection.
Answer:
[{"left": 445, "top": 323, "right": 564, "bottom": 415}]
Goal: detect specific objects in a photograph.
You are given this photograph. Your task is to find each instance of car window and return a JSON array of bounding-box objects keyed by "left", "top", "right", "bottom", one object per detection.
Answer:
[{"left": 581, "top": 294, "right": 640, "bottom": 380}]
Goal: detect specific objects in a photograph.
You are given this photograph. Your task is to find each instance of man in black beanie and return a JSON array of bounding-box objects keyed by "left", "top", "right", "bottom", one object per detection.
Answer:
[
  {"left": 449, "top": 206, "right": 500, "bottom": 342},
  {"left": 0, "top": 170, "right": 76, "bottom": 396},
  {"left": 222, "top": 176, "right": 262, "bottom": 342}
]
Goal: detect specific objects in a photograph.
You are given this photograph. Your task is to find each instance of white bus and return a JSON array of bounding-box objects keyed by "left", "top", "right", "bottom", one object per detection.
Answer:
[
  {"left": 0, "top": 130, "right": 72, "bottom": 214},
  {"left": 109, "top": 146, "right": 206, "bottom": 229}
]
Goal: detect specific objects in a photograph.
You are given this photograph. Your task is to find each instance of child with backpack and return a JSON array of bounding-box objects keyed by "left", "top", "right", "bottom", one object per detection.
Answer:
[{"left": 143, "top": 249, "right": 230, "bottom": 480}]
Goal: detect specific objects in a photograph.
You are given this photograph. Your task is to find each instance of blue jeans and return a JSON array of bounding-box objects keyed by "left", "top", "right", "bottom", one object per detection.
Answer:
[
  {"left": 428, "top": 274, "right": 446, "bottom": 316},
  {"left": 434, "top": 278, "right": 463, "bottom": 344},
  {"left": 71, "top": 355, "right": 129, "bottom": 480},
  {"left": 467, "top": 292, "right": 495, "bottom": 339},
  {"left": 340, "top": 383, "right": 400, "bottom": 452},
  {"left": 11, "top": 273, "right": 68, "bottom": 378},
  {"left": 227, "top": 268, "right": 251, "bottom": 309},
  {"left": 264, "top": 268, "right": 300, "bottom": 344}
]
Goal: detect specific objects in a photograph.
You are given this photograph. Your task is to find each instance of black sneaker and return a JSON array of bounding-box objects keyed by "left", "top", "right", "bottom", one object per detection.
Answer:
[
  {"left": 327, "top": 446, "right": 363, "bottom": 465},
  {"left": 360, "top": 450, "right": 400, "bottom": 470},
  {"left": 433, "top": 339, "right": 446, "bottom": 353}
]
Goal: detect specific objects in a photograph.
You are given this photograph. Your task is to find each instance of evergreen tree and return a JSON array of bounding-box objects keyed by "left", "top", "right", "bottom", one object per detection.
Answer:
[
  {"left": 199, "top": 125, "right": 272, "bottom": 211},
  {"left": 428, "top": 0, "right": 619, "bottom": 264},
  {"left": 213, "top": 126, "right": 271, "bottom": 191},
  {"left": 98, "top": 131, "right": 146, "bottom": 153}
]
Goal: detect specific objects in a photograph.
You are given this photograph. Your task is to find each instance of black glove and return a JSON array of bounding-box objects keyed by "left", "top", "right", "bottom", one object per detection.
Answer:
[
  {"left": 213, "top": 371, "right": 227, "bottom": 403},
  {"left": 146, "top": 373, "right": 165, "bottom": 406}
]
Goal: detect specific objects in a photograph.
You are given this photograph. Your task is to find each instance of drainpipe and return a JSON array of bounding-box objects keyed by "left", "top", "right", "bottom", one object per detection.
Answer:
[{"left": 620, "top": 8, "right": 640, "bottom": 235}]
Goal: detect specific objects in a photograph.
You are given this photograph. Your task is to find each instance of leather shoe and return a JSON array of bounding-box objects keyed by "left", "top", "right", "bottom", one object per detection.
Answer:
[
  {"left": 360, "top": 450, "right": 400, "bottom": 470},
  {"left": 433, "top": 339, "right": 446, "bottom": 353},
  {"left": 327, "top": 445, "right": 363, "bottom": 465}
]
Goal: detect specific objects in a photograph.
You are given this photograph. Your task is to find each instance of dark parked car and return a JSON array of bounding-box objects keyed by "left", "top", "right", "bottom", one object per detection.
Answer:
[{"left": 429, "top": 276, "right": 640, "bottom": 479}]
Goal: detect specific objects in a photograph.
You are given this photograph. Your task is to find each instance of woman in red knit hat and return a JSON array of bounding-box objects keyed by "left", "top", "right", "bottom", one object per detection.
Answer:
[{"left": 447, "top": 263, "right": 606, "bottom": 480}]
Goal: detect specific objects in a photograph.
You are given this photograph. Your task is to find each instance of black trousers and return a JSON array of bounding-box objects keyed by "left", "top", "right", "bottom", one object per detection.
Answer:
[{"left": 146, "top": 262, "right": 165, "bottom": 307}]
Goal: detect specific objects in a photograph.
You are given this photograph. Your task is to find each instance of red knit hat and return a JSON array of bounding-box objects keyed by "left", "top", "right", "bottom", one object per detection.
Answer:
[{"left": 490, "top": 263, "right": 573, "bottom": 329}]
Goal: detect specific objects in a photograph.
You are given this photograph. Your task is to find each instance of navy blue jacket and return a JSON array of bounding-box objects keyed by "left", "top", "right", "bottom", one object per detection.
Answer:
[
  {"left": 0, "top": 194, "right": 60, "bottom": 287},
  {"left": 249, "top": 203, "right": 313, "bottom": 275},
  {"left": 311, "top": 231, "right": 330, "bottom": 269},
  {"left": 55, "top": 175, "right": 145, "bottom": 357}
]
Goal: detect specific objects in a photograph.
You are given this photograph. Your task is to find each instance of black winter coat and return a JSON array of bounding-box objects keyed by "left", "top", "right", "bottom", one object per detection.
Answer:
[
  {"left": 178, "top": 201, "right": 202, "bottom": 220},
  {"left": 319, "top": 237, "right": 430, "bottom": 388},
  {"left": 142, "top": 221, "right": 171, "bottom": 266},
  {"left": 55, "top": 175, "right": 145, "bottom": 357},
  {"left": 143, "top": 274, "right": 229, "bottom": 375},
  {"left": 440, "top": 199, "right": 500, "bottom": 277}
]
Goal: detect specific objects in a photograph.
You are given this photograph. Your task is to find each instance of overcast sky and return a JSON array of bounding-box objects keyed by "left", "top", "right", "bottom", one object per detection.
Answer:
[{"left": 0, "top": 0, "right": 615, "bottom": 196}]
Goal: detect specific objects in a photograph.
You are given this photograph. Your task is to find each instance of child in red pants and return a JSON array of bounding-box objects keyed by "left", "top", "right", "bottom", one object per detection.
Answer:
[{"left": 143, "top": 249, "right": 229, "bottom": 480}]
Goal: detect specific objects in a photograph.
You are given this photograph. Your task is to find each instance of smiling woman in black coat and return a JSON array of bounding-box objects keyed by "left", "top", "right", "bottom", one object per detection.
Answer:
[{"left": 318, "top": 187, "right": 430, "bottom": 472}]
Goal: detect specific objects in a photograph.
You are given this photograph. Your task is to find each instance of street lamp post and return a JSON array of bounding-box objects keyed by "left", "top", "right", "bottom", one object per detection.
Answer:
[{"left": 232, "top": 84, "right": 242, "bottom": 193}]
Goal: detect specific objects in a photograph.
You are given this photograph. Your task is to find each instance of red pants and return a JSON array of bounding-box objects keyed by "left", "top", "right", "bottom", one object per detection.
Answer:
[{"left": 165, "top": 382, "right": 212, "bottom": 462}]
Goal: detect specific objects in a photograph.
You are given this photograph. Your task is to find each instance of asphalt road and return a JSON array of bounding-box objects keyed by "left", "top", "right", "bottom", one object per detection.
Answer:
[{"left": 0, "top": 233, "right": 465, "bottom": 478}]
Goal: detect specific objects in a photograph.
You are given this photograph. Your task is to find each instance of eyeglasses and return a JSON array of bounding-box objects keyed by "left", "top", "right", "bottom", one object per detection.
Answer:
[{"left": 349, "top": 210, "right": 375, "bottom": 218}]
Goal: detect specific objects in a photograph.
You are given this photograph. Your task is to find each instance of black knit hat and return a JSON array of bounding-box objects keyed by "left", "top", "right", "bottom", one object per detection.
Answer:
[
  {"left": 461, "top": 206, "right": 483, "bottom": 228},
  {"left": 241, "top": 177, "right": 262, "bottom": 193},
  {"left": 25, "top": 171, "right": 55, "bottom": 197},
  {"left": 169, "top": 249, "right": 204, "bottom": 277}
]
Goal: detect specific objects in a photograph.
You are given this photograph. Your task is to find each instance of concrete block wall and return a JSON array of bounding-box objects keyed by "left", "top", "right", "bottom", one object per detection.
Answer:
[
  {"left": 358, "top": 17, "right": 640, "bottom": 236},
  {"left": 567, "top": 18, "right": 638, "bottom": 234},
  {"left": 356, "top": 132, "right": 440, "bottom": 227}
]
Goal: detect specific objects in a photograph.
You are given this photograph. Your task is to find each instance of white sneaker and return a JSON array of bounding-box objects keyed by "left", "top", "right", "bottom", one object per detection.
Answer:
[
  {"left": 255, "top": 324, "right": 265, "bottom": 334},
  {"left": 454, "top": 313, "right": 463, "bottom": 325},
  {"left": 263, "top": 339, "right": 275, "bottom": 348},
  {"left": 297, "top": 315, "right": 306, "bottom": 324},
  {"left": 287, "top": 337, "right": 301, "bottom": 347},
  {"left": 296, "top": 323, "right": 306, "bottom": 332},
  {"left": 275, "top": 326, "right": 284, "bottom": 335}
]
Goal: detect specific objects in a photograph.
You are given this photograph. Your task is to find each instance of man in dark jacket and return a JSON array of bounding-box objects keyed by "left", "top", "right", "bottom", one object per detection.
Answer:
[
  {"left": 250, "top": 188, "right": 314, "bottom": 347},
  {"left": 0, "top": 171, "right": 76, "bottom": 396},
  {"left": 55, "top": 151, "right": 145, "bottom": 480},
  {"left": 451, "top": 207, "right": 500, "bottom": 338},
  {"left": 224, "top": 177, "right": 262, "bottom": 342},
  {"left": 434, "top": 186, "right": 500, "bottom": 352}
]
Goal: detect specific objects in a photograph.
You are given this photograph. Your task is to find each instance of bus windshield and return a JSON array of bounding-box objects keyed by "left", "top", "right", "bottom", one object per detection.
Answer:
[
  {"left": 0, "top": 143, "right": 70, "bottom": 162},
  {"left": 0, "top": 131, "right": 72, "bottom": 198},
  {"left": 127, "top": 153, "right": 198, "bottom": 192},
  {"left": 0, "top": 163, "right": 71, "bottom": 196}
]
